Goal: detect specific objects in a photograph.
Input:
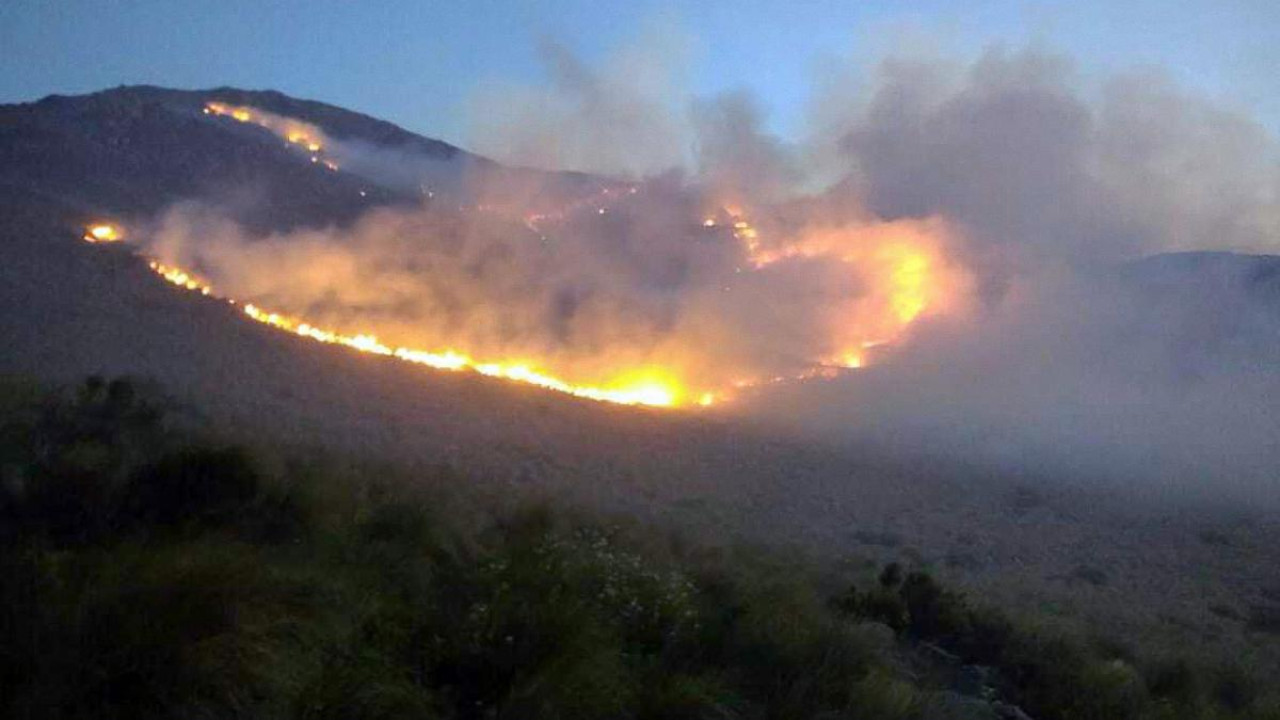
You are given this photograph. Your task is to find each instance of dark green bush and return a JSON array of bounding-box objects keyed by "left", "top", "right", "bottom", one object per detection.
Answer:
[
  {"left": 899, "top": 571, "right": 968, "bottom": 639},
  {"left": 123, "top": 446, "right": 261, "bottom": 531},
  {"left": 1, "top": 378, "right": 1275, "bottom": 720}
]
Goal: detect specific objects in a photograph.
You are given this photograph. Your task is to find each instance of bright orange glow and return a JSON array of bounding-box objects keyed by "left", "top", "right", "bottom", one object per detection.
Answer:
[
  {"left": 83, "top": 224, "right": 122, "bottom": 243},
  {"left": 94, "top": 205, "right": 967, "bottom": 408},
  {"left": 124, "top": 104, "right": 975, "bottom": 409},
  {"left": 716, "top": 208, "right": 970, "bottom": 374},
  {"left": 140, "top": 257, "right": 684, "bottom": 407},
  {"left": 883, "top": 245, "right": 929, "bottom": 322},
  {"left": 205, "top": 101, "right": 334, "bottom": 167}
]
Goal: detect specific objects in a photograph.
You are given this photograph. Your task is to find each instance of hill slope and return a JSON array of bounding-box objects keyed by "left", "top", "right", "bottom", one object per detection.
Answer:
[{"left": 2, "top": 86, "right": 1279, "bottom": 679}]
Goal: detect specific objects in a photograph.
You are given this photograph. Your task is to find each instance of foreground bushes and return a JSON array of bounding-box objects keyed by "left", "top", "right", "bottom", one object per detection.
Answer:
[{"left": 0, "top": 378, "right": 1276, "bottom": 719}]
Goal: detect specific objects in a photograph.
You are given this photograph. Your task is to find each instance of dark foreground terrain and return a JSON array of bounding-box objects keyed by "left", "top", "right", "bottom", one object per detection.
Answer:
[{"left": 2, "top": 378, "right": 1276, "bottom": 719}]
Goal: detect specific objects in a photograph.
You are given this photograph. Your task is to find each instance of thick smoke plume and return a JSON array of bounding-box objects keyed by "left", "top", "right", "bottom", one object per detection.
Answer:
[
  {"left": 762, "top": 47, "right": 1280, "bottom": 505},
  {"left": 147, "top": 183, "right": 965, "bottom": 404},
  {"left": 149, "top": 42, "right": 1280, "bottom": 503}
]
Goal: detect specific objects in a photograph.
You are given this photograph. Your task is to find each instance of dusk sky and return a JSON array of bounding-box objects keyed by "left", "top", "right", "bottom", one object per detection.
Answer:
[{"left": 2, "top": 0, "right": 1276, "bottom": 149}]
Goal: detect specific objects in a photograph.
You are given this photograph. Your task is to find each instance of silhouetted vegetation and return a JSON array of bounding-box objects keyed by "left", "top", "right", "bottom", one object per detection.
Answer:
[{"left": 1, "top": 377, "right": 1277, "bottom": 719}]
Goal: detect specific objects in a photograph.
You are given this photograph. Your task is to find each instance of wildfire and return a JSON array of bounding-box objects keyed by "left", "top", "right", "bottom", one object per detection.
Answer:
[
  {"left": 85, "top": 102, "right": 972, "bottom": 410},
  {"left": 204, "top": 101, "right": 339, "bottom": 171},
  {"left": 83, "top": 223, "right": 122, "bottom": 243},
  {"left": 714, "top": 207, "right": 967, "bottom": 371},
  {"left": 522, "top": 184, "right": 638, "bottom": 231},
  {"left": 149, "top": 261, "right": 213, "bottom": 295},
  {"left": 121, "top": 234, "right": 684, "bottom": 407},
  {"left": 82, "top": 198, "right": 966, "bottom": 408},
  {"left": 243, "top": 298, "right": 683, "bottom": 406}
]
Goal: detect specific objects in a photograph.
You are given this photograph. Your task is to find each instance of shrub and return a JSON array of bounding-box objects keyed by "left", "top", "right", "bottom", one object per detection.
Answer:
[
  {"left": 6, "top": 542, "right": 322, "bottom": 720},
  {"left": 10, "top": 376, "right": 173, "bottom": 544},
  {"left": 122, "top": 446, "right": 261, "bottom": 532},
  {"left": 899, "top": 571, "right": 969, "bottom": 640},
  {"left": 2, "top": 377, "right": 1276, "bottom": 720}
]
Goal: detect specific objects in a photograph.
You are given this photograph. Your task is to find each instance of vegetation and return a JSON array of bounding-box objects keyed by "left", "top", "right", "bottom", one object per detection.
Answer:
[{"left": 0, "top": 377, "right": 1276, "bottom": 719}]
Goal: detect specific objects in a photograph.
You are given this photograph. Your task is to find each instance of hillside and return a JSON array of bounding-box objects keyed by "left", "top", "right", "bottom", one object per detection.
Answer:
[
  {"left": 2, "top": 85, "right": 1279, "bottom": 689},
  {"left": 0, "top": 85, "right": 612, "bottom": 237}
]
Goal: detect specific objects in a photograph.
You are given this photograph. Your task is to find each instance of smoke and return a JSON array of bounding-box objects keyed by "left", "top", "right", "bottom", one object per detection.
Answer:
[
  {"left": 145, "top": 177, "right": 962, "bottom": 405},
  {"left": 466, "top": 26, "right": 693, "bottom": 178},
  {"left": 750, "top": 257, "right": 1280, "bottom": 505},
  {"left": 822, "top": 48, "right": 1279, "bottom": 279},
  {"left": 148, "top": 40, "right": 1280, "bottom": 504},
  {"left": 753, "top": 46, "right": 1280, "bottom": 504},
  {"left": 692, "top": 90, "right": 803, "bottom": 206}
]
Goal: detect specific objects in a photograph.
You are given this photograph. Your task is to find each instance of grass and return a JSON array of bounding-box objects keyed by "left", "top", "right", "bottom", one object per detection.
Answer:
[{"left": 1, "top": 376, "right": 1277, "bottom": 719}]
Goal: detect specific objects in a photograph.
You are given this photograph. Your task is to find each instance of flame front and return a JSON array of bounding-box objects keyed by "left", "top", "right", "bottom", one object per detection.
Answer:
[
  {"left": 83, "top": 103, "right": 973, "bottom": 410},
  {"left": 204, "top": 102, "right": 339, "bottom": 171},
  {"left": 140, "top": 257, "right": 682, "bottom": 407},
  {"left": 88, "top": 204, "right": 966, "bottom": 408}
]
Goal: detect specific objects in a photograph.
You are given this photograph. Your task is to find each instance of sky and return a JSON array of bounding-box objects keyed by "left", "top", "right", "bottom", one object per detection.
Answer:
[{"left": 1, "top": 0, "right": 1276, "bottom": 150}]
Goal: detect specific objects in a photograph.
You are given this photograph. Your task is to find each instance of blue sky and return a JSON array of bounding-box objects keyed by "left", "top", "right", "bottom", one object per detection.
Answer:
[{"left": 1, "top": 0, "right": 1275, "bottom": 147}]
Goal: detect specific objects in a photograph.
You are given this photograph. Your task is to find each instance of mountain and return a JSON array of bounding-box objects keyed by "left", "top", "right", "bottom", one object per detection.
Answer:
[
  {"left": 2, "top": 86, "right": 1279, "bottom": 678},
  {"left": 0, "top": 85, "right": 603, "bottom": 236},
  {"left": 0, "top": 86, "right": 409, "bottom": 233}
]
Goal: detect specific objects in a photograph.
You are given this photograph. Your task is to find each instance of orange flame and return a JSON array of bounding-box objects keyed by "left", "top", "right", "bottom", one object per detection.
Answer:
[
  {"left": 205, "top": 102, "right": 339, "bottom": 170},
  {"left": 83, "top": 223, "right": 122, "bottom": 243},
  {"left": 82, "top": 200, "right": 968, "bottom": 409},
  {"left": 719, "top": 209, "right": 968, "bottom": 371},
  {"left": 122, "top": 237, "right": 686, "bottom": 407},
  {"left": 87, "top": 104, "right": 972, "bottom": 409}
]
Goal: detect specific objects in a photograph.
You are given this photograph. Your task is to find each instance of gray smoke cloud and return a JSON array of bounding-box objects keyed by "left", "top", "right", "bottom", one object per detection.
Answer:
[
  {"left": 749, "top": 46, "right": 1280, "bottom": 505},
  {"left": 691, "top": 90, "right": 802, "bottom": 206},
  {"left": 826, "top": 48, "right": 1279, "bottom": 276},
  {"left": 466, "top": 25, "right": 693, "bottom": 178},
  {"left": 147, "top": 41, "right": 1280, "bottom": 505}
]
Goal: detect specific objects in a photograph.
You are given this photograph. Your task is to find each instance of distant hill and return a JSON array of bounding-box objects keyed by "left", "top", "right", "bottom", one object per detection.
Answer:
[
  {"left": 0, "top": 85, "right": 604, "bottom": 236},
  {"left": 0, "top": 86, "right": 411, "bottom": 233}
]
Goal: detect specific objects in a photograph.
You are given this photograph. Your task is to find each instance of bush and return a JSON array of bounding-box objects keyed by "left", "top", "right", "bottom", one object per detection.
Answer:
[
  {"left": 1, "top": 377, "right": 1276, "bottom": 720},
  {"left": 6, "top": 542, "right": 322, "bottom": 719},
  {"left": 899, "top": 571, "right": 968, "bottom": 640},
  {"left": 833, "top": 568, "right": 968, "bottom": 641},
  {"left": 123, "top": 446, "right": 261, "bottom": 531}
]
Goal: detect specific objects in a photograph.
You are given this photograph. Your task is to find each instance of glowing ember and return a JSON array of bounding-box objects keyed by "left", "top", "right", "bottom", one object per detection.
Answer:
[{"left": 83, "top": 224, "right": 122, "bottom": 243}]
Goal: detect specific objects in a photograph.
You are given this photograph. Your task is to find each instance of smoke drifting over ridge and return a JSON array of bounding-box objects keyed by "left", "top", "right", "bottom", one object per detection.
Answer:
[
  {"left": 147, "top": 182, "right": 968, "bottom": 406},
  {"left": 468, "top": 28, "right": 693, "bottom": 178},
  {"left": 771, "top": 48, "right": 1280, "bottom": 504},
  {"left": 144, "top": 41, "right": 1280, "bottom": 502}
]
